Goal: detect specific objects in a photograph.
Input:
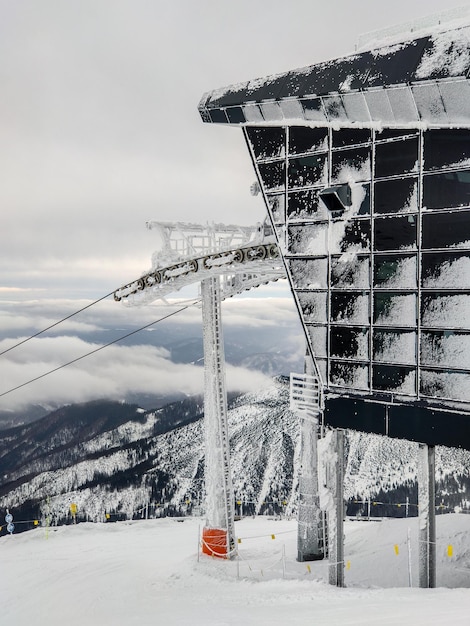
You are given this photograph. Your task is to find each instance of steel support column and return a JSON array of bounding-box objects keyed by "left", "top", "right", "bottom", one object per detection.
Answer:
[
  {"left": 201, "top": 276, "right": 236, "bottom": 557},
  {"left": 418, "top": 443, "right": 436, "bottom": 588},
  {"left": 328, "top": 429, "right": 345, "bottom": 587}
]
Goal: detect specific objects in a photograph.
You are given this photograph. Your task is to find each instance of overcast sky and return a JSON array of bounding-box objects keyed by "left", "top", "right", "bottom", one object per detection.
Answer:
[{"left": 1, "top": 1, "right": 468, "bottom": 412}]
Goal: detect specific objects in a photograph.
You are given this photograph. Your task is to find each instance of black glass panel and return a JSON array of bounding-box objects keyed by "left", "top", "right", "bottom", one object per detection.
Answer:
[
  {"left": 226, "top": 107, "right": 245, "bottom": 124},
  {"left": 375, "top": 137, "right": 418, "bottom": 178},
  {"left": 323, "top": 96, "right": 347, "bottom": 120},
  {"left": 353, "top": 184, "right": 371, "bottom": 215},
  {"left": 258, "top": 161, "right": 285, "bottom": 191},
  {"left": 418, "top": 36, "right": 470, "bottom": 80},
  {"left": 288, "top": 224, "right": 328, "bottom": 255},
  {"left": 423, "top": 170, "right": 470, "bottom": 209},
  {"left": 288, "top": 155, "right": 327, "bottom": 188},
  {"left": 246, "top": 127, "right": 285, "bottom": 160},
  {"left": 244, "top": 73, "right": 291, "bottom": 103},
  {"left": 374, "top": 178, "right": 418, "bottom": 214},
  {"left": 373, "top": 292, "right": 417, "bottom": 327},
  {"left": 372, "top": 365, "right": 416, "bottom": 392},
  {"left": 373, "top": 330, "right": 416, "bottom": 364},
  {"left": 307, "top": 325, "right": 327, "bottom": 357},
  {"left": 422, "top": 211, "right": 470, "bottom": 249},
  {"left": 288, "top": 127, "right": 328, "bottom": 155},
  {"left": 330, "top": 361, "right": 369, "bottom": 389},
  {"left": 338, "top": 219, "right": 371, "bottom": 252},
  {"left": 208, "top": 109, "right": 228, "bottom": 124},
  {"left": 331, "top": 292, "right": 369, "bottom": 324},
  {"left": 366, "top": 36, "right": 430, "bottom": 87},
  {"left": 421, "top": 331, "right": 470, "bottom": 369},
  {"left": 424, "top": 129, "right": 470, "bottom": 170},
  {"left": 420, "top": 369, "right": 470, "bottom": 401},
  {"left": 297, "top": 292, "right": 328, "bottom": 324},
  {"left": 330, "top": 327, "right": 369, "bottom": 359},
  {"left": 331, "top": 255, "right": 370, "bottom": 288},
  {"left": 421, "top": 293, "right": 469, "bottom": 329},
  {"left": 287, "top": 189, "right": 327, "bottom": 220},
  {"left": 332, "top": 129, "right": 371, "bottom": 147},
  {"left": 374, "top": 255, "right": 417, "bottom": 288},
  {"left": 208, "top": 83, "right": 250, "bottom": 108},
  {"left": 288, "top": 258, "right": 328, "bottom": 288},
  {"left": 300, "top": 97, "right": 325, "bottom": 119},
  {"left": 374, "top": 216, "right": 417, "bottom": 251},
  {"left": 332, "top": 147, "right": 371, "bottom": 182},
  {"left": 279, "top": 53, "right": 373, "bottom": 99},
  {"left": 421, "top": 251, "right": 470, "bottom": 289}
]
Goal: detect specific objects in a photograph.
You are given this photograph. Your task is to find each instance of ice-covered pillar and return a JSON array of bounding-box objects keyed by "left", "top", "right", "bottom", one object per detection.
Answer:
[
  {"left": 318, "top": 428, "right": 345, "bottom": 586},
  {"left": 418, "top": 444, "right": 436, "bottom": 588},
  {"left": 328, "top": 429, "right": 345, "bottom": 587},
  {"left": 201, "top": 276, "right": 236, "bottom": 558},
  {"left": 296, "top": 355, "right": 324, "bottom": 562}
]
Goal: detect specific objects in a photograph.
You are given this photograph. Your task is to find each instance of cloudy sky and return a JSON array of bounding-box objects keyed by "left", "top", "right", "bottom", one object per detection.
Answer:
[{"left": 1, "top": 0, "right": 467, "bottom": 413}]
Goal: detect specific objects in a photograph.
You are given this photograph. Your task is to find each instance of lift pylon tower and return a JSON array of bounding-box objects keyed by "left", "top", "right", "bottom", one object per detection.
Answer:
[
  {"left": 114, "top": 220, "right": 284, "bottom": 558},
  {"left": 201, "top": 276, "right": 236, "bottom": 556}
]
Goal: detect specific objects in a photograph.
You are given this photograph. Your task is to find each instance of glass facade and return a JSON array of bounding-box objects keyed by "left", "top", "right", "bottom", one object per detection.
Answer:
[{"left": 245, "top": 126, "right": 470, "bottom": 406}]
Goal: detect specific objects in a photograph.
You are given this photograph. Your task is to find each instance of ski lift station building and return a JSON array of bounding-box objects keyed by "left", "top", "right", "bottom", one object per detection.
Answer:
[{"left": 199, "top": 13, "right": 470, "bottom": 451}]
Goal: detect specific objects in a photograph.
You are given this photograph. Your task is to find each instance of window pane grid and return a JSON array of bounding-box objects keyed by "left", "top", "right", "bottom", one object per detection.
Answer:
[{"left": 246, "top": 125, "right": 470, "bottom": 401}]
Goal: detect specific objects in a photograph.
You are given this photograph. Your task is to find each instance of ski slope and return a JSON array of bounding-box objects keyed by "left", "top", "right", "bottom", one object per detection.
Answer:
[{"left": 1, "top": 515, "right": 469, "bottom": 625}]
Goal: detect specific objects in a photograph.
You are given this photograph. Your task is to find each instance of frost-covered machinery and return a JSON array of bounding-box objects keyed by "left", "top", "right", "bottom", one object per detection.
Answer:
[
  {"left": 198, "top": 8, "right": 470, "bottom": 585},
  {"left": 114, "top": 221, "right": 284, "bottom": 558}
]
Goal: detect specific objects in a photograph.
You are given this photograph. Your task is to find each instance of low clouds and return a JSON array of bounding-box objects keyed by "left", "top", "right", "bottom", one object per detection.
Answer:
[
  {"left": 0, "top": 292, "right": 302, "bottom": 412},
  {"left": 0, "top": 334, "right": 272, "bottom": 412}
]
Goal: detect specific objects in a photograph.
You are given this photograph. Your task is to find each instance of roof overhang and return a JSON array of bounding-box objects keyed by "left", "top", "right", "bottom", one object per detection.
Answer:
[{"left": 199, "top": 25, "right": 470, "bottom": 128}]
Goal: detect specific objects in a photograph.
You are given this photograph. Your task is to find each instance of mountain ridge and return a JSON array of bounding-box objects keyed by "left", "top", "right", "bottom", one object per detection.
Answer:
[{"left": 0, "top": 377, "right": 469, "bottom": 533}]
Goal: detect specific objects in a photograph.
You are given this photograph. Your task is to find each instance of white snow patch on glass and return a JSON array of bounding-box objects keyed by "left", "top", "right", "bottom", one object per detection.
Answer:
[
  {"left": 374, "top": 331, "right": 416, "bottom": 364},
  {"left": 421, "top": 294, "right": 469, "bottom": 329},
  {"left": 416, "top": 26, "right": 470, "bottom": 78},
  {"left": 374, "top": 294, "right": 417, "bottom": 327},
  {"left": 421, "top": 369, "right": 470, "bottom": 402},
  {"left": 421, "top": 255, "right": 470, "bottom": 288}
]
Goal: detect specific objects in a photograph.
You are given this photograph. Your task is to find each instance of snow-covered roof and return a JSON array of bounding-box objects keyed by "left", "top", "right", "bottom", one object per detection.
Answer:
[{"left": 199, "top": 22, "right": 470, "bottom": 128}]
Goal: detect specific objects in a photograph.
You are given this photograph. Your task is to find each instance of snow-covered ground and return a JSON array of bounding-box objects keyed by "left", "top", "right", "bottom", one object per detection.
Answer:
[{"left": 2, "top": 515, "right": 469, "bottom": 625}]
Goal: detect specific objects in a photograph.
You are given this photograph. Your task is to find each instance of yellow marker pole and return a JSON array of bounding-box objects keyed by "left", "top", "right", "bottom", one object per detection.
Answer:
[
  {"left": 394, "top": 544, "right": 400, "bottom": 556},
  {"left": 271, "top": 534, "right": 275, "bottom": 540},
  {"left": 346, "top": 560, "right": 351, "bottom": 570},
  {"left": 447, "top": 545, "right": 453, "bottom": 558}
]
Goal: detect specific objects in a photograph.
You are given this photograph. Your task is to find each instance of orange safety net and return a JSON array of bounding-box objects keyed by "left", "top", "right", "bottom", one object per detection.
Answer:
[{"left": 201, "top": 527, "right": 228, "bottom": 558}]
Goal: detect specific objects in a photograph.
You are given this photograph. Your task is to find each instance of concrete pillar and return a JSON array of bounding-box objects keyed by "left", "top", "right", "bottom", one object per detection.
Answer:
[
  {"left": 297, "top": 413, "right": 324, "bottom": 561},
  {"left": 293, "top": 352, "right": 325, "bottom": 562}
]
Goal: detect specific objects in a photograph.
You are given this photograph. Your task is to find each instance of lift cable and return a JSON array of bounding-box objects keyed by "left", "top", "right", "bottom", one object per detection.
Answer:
[
  {"left": 0, "top": 291, "right": 116, "bottom": 358},
  {"left": 0, "top": 300, "right": 199, "bottom": 400}
]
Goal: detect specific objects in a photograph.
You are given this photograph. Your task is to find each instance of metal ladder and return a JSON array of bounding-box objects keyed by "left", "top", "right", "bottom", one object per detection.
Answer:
[{"left": 290, "top": 372, "right": 323, "bottom": 418}]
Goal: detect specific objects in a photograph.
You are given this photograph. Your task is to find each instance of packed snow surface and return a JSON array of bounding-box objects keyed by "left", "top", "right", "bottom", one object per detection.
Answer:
[{"left": 2, "top": 515, "right": 469, "bottom": 625}]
